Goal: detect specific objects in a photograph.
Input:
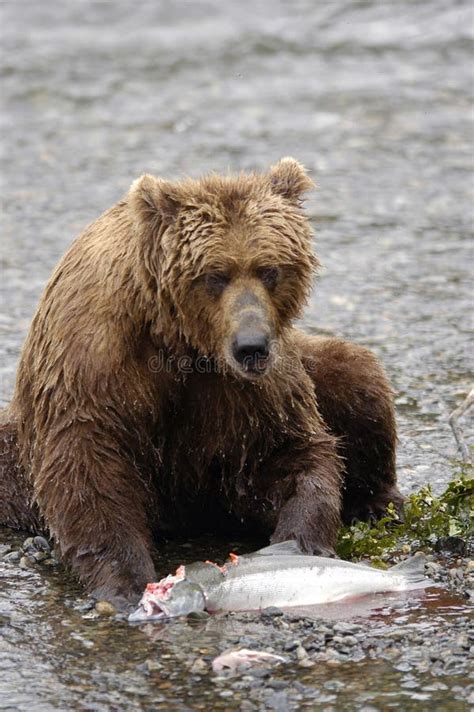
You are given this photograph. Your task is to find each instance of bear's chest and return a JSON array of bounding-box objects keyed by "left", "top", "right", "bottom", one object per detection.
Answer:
[
  {"left": 153, "top": 373, "right": 284, "bottom": 532},
  {"left": 163, "top": 372, "right": 278, "bottom": 474}
]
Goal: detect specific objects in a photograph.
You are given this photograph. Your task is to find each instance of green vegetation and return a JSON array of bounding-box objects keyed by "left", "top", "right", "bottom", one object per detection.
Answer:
[{"left": 337, "top": 464, "right": 474, "bottom": 562}]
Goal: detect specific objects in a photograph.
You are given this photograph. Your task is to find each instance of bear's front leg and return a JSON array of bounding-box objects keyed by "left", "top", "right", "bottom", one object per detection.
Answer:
[
  {"left": 268, "top": 435, "right": 343, "bottom": 556},
  {"left": 33, "top": 425, "right": 157, "bottom": 610}
]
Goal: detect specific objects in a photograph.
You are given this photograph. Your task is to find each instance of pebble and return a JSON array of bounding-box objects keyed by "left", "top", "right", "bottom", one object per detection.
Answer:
[
  {"left": 395, "top": 662, "right": 412, "bottom": 672},
  {"left": 19, "top": 555, "right": 34, "bottom": 569},
  {"left": 75, "top": 600, "right": 96, "bottom": 613},
  {"left": 324, "top": 680, "right": 344, "bottom": 691},
  {"left": 143, "top": 659, "right": 162, "bottom": 673},
  {"left": 318, "top": 625, "right": 334, "bottom": 638},
  {"left": 298, "top": 658, "right": 316, "bottom": 668},
  {"left": 247, "top": 668, "right": 270, "bottom": 679},
  {"left": 333, "top": 621, "right": 362, "bottom": 634},
  {"left": 4, "top": 536, "right": 57, "bottom": 569},
  {"left": 190, "top": 658, "right": 208, "bottom": 674},
  {"left": 261, "top": 607, "right": 284, "bottom": 618},
  {"left": 186, "top": 611, "right": 210, "bottom": 620},
  {"left": 386, "top": 630, "right": 407, "bottom": 640},
  {"left": 33, "top": 536, "right": 51, "bottom": 552},
  {"left": 342, "top": 635, "right": 358, "bottom": 646},
  {"left": 22, "top": 537, "right": 35, "bottom": 551},
  {"left": 95, "top": 601, "right": 117, "bottom": 617},
  {"left": 295, "top": 644, "right": 308, "bottom": 661},
  {"left": 391, "top": 601, "right": 407, "bottom": 610}
]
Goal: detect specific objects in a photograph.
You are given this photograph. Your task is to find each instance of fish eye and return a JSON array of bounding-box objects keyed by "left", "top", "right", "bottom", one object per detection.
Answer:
[
  {"left": 203, "top": 272, "right": 230, "bottom": 295},
  {"left": 256, "top": 266, "right": 280, "bottom": 290}
]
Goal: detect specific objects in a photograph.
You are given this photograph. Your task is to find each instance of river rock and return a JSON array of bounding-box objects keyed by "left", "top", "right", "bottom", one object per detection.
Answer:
[{"left": 95, "top": 601, "right": 117, "bottom": 616}]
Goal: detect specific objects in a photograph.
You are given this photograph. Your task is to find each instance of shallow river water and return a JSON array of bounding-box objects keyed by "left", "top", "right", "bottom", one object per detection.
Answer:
[{"left": 1, "top": 1, "right": 473, "bottom": 710}]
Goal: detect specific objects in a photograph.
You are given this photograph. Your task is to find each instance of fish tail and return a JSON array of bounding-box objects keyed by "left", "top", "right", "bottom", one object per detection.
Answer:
[{"left": 390, "top": 553, "right": 427, "bottom": 584}]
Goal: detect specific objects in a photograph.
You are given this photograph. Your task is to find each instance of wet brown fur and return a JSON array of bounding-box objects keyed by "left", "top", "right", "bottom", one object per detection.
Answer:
[{"left": 0, "top": 159, "right": 402, "bottom": 606}]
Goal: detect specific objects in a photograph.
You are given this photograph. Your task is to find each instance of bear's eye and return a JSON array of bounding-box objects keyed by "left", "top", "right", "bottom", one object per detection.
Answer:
[
  {"left": 256, "top": 266, "right": 280, "bottom": 290},
  {"left": 203, "top": 272, "right": 230, "bottom": 295}
]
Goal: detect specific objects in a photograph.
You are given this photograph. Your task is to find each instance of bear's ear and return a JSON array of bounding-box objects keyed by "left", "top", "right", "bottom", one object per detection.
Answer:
[
  {"left": 268, "top": 157, "right": 314, "bottom": 203},
  {"left": 129, "top": 174, "right": 182, "bottom": 228}
]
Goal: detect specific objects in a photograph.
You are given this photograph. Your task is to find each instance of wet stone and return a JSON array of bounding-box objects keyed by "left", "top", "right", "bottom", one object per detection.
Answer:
[
  {"left": 186, "top": 611, "right": 210, "bottom": 620},
  {"left": 33, "top": 536, "right": 51, "bottom": 552},
  {"left": 95, "top": 601, "right": 117, "bottom": 617},
  {"left": 298, "top": 658, "right": 315, "bottom": 668},
  {"left": 19, "top": 555, "right": 34, "bottom": 569},
  {"left": 75, "top": 599, "right": 96, "bottom": 613},
  {"left": 387, "top": 630, "right": 407, "bottom": 641},
  {"left": 190, "top": 658, "right": 208, "bottom": 674},
  {"left": 283, "top": 640, "right": 300, "bottom": 652},
  {"left": 342, "top": 635, "right": 358, "bottom": 647},
  {"left": 302, "top": 634, "right": 324, "bottom": 651},
  {"left": 261, "top": 607, "right": 284, "bottom": 618},
  {"left": 295, "top": 644, "right": 309, "bottom": 661},
  {"left": 252, "top": 668, "right": 273, "bottom": 679},
  {"left": 391, "top": 601, "right": 407, "bottom": 610},
  {"left": 394, "top": 662, "right": 412, "bottom": 672},
  {"left": 22, "top": 537, "right": 35, "bottom": 551},
  {"left": 320, "top": 626, "right": 334, "bottom": 639},
  {"left": 324, "top": 679, "right": 344, "bottom": 691},
  {"left": 332, "top": 635, "right": 348, "bottom": 647},
  {"left": 333, "top": 622, "right": 362, "bottom": 634}
]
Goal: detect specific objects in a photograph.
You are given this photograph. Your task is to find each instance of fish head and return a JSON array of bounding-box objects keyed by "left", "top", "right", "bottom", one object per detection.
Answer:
[
  {"left": 160, "top": 580, "right": 207, "bottom": 617},
  {"left": 129, "top": 580, "right": 206, "bottom": 622}
]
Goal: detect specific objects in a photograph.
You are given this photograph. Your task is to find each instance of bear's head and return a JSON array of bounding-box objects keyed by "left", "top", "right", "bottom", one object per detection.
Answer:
[{"left": 130, "top": 158, "right": 318, "bottom": 380}]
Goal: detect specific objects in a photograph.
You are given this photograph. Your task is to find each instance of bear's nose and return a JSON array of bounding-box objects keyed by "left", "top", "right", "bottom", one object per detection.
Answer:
[{"left": 232, "top": 332, "right": 270, "bottom": 371}]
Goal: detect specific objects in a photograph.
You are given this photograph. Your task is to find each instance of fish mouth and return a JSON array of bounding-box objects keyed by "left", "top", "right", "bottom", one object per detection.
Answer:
[
  {"left": 128, "top": 568, "right": 186, "bottom": 622},
  {"left": 128, "top": 599, "right": 170, "bottom": 622}
]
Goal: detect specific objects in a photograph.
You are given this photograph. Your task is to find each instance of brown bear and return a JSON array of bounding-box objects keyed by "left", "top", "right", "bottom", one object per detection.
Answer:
[{"left": 0, "top": 158, "right": 403, "bottom": 608}]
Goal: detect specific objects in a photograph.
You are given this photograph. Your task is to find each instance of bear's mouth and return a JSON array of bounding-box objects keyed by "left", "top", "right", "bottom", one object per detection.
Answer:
[
  {"left": 233, "top": 353, "right": 272, "bottom": 380},
  {"left": 242, "top": 355, "right": 270, "bottom": 375}
]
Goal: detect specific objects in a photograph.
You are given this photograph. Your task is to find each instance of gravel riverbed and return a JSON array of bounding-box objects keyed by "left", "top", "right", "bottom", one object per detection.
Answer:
[{"left": 1, "top": 531, "right": 473, "bottom": 710}]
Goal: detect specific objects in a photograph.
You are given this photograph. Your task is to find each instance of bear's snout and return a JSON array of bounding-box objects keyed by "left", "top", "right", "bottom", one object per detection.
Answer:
[
  {"left": 226, "top": 286, "right": 275, "bottom": 377},
  {"left": 232, "top": 329, "right": 271, "bottom": 375}
]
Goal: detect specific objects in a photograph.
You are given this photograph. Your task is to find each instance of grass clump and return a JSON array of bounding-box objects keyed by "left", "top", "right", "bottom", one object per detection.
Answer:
[{"left": 337, "top": 464, "right": 473, "bottom": 561}]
